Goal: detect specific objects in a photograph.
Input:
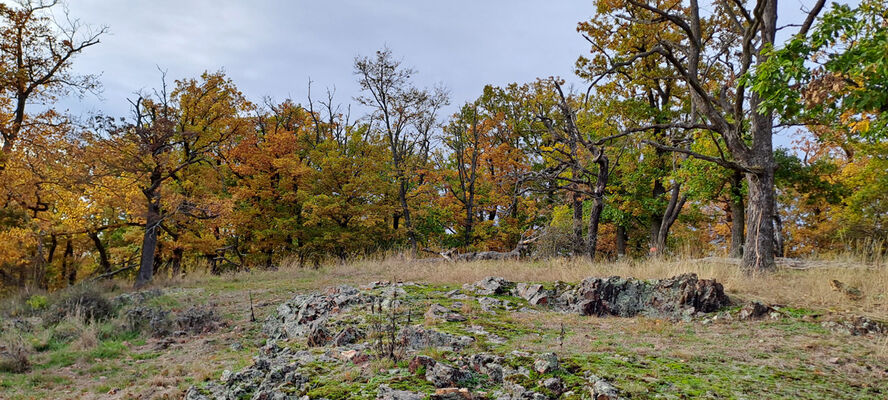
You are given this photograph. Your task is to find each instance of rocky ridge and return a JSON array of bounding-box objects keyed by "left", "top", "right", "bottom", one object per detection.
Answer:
[{"left": 185, "top": 274, "right": 732, "bottom": 399}]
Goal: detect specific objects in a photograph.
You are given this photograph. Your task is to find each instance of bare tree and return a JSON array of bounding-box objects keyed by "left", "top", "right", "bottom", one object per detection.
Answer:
[
  {"left": 0, "top": 0, "right": 105, "bottom": 157},
  {"left": 354, "top": 48, "right": 448, "bottom": 254}
]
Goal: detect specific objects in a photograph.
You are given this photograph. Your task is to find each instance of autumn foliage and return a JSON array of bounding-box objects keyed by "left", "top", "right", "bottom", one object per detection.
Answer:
[{"left": 1, "top": 0, "right": 886, "bottom": 292}]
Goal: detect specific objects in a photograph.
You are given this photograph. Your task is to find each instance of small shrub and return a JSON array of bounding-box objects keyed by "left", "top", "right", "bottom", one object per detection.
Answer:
[
  {"left": 71, "top": 322, "right": 99, "bottom": 351},
  {"left": 51, "top": 319, "right": 85, "bottom": 344},
  {"left": 123, "top": 306, "right": 173, "bottom": 337},
  {"left": 175, "top": 307, "right": 221, "bottom": 334},
  {"left": 45, "top": 285, "right": 113, "bottom": 325},
  {"left": 0, "top": 334, "right": 31, "bottom": 373},
  {"left": 26, "top": 295, "right": 49, "bottom": 311}
]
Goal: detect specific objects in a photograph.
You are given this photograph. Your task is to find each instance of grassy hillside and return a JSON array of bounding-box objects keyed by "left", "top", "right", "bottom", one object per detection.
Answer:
[{"left": 1, "top": 258, "right": 886, "bottom": 399}]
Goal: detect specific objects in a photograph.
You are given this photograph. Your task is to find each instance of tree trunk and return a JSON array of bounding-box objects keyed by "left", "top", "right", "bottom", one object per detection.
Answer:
[
  {"left": 398, "top": 179, "right": 417, "bottom": 254},
  {"left": 743, "top": 170, "right": 776, "bottom": 271},
  {"left": 572, "top": 191, "right": 584, "bottom": 255},
  {"left": 135, "top": 198, "right": 161, "bottom": 288},
  {"left": 773, "top": 213, "right": 785, "bottom": 258},
  {"left": 615, "top": 225, "right": 627, "bottom": 258},
  {"left": 586, "top": 153, "right": 610, "bottom": 259},
  {"left": 171, "top": 247, "right": 183, "bottom": 277},
  {"left": 729, "top": 172, "right": 745, "bottom": 258},
  {"left": 88, "top": 231, "right": 112, "bottom": 274},
  {"left": 586, "top": 196, "right": 604, "bottom": 259},
  {"left": 62, "top": 239, "right": 75, "bottom": 286},
  {"left": 741, "top": 0, "right": 778, "bottom": 272}
]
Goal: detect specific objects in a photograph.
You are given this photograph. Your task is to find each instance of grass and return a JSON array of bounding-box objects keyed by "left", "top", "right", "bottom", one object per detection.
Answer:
[{"left": 0, "top": 256, "right": 885, "bottom": 398}]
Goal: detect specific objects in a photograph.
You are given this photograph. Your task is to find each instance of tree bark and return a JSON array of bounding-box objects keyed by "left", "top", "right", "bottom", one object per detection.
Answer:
[
  {"left": 88, "top": 231, "right": 112, "bottom": 274},
  {"left": 135, "top": 196, "right": 161, "bottom": 288},
  {"left": 743, "top": 170, "right": 776, "bottom": 271},
  {"left": 615, "top": 225, "right": 628, "bottom": 258},
  {"left": 729, "top": 172, "right": 745, "bottom": 258},
  {"left": 62, "top": 239, "right": 75, "bottom": 286},
  {"left": 773, "top": 213, "right": 785, "bottom": 258}
]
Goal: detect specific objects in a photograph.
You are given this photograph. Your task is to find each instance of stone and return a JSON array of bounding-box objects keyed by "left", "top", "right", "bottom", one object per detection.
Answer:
[
  {"left": 514, "top": 283, "right": 551, "bottom": 306},
  {"left": 378, "top": 384, "right": 425, "bottom": 400},
  {"left": 534, "top": 353, "right": 559, "bottom": 374},
  {"left": 465, "top": 277, "right": 514, "bottom": 296},
  {"left": 541, "top": 377, "right": 563, "bottom": 394},
  {"left": 738, "top": 302, "right": 775, "bottom": 320},
  {"left": 409, "top": 355, "right": 437, "bottom": 373},
  {"left": 306, "top": 321, "right": 332, "bottom": 347},
  {"left": 574, "top": 273, "right": 730, "bottom": 319},
  {"left": 332, "top": 326, "right": 362, "bottom": 346},
  {"left": 426, "top": 362, "right": 470, "bottom": 388}
]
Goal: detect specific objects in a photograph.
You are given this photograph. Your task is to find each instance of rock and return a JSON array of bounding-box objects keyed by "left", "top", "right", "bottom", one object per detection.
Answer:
[
  {"left": 574, "top": 273, "right": 730, "bottom": 318},
  {"left": 478, "top": 297, "right": 504, "bottom": 313},
  {"left": 398, "top": 326, "right": 475, "bottom": 351},
  {"left": 378, "top": 384, "right": 425, "bottom": 400},
  {"left": 426, "top": 304, "right": 467, "bottom": 322},
  {"left": 426, "top": 362, "right": 470, "bottom": 388},
  {"left": 590, "top": 377, "right": 621, "bottom": 400},
  {"left": 306, "top": 321, "right": 332, "bottom": 347},
  {"left": 432, "top": 387, "right": 473, "bottom": 399},
  {"left": 409, "top": 355, "right": 437, "bottom": 373},
  {"left": 465, "top": 277, "right": 514, "bottom": 296},
  {"left": 534, "top": 353, "right": 559, "bottom": 374},
  {"left": 468, "top": 353, "right": 505, "bottom": 383},
  {"left": 541, "top": 377, "right": 563, "bottom": 395},
  {"left": 822, "top": 315, "right": 888, "bottom": 336},
  {"left": 339, "top": 349, "right": 369, "bottom": 364},
  {"left": 514, "top": 283, "right": 551, "bottom": 306},
  {"left": 738, "top": 302, "right": 775, "bottom": 320},
  {"left": 264, "top": 285, "right": 367, "bottom": 340},
  {"left": 332, "top": 326, "right": 362, "bottom": 346}
]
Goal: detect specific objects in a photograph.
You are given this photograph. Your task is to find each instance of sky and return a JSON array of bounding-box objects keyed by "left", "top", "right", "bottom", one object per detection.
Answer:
[{"left": 44, "top": 0, "right": 828, "bottom": 148}]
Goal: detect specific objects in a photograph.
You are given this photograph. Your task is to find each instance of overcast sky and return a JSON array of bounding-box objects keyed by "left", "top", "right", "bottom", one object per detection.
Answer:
[{"left": 49, "top": 0, "right": 828, "bottom": 149}]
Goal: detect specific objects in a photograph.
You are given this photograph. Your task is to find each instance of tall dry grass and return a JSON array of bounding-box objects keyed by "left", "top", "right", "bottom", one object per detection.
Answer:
[{"left": 163, "top": 254, "right": 887, "bottom": 320}]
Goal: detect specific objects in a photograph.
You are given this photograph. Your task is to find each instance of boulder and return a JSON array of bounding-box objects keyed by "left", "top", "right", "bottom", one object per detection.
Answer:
[
  {"left": 464, "top": 277, "right": 514, "bottom": 295},
  {"left": 513, "top": 283, "right": 551, "bottom": 306},
  {"left": 306, "top": 321, "right": 332, "bottom": 347},
  {"left": 425, "top": 362, "right": 471, "bottom": 388},
  {"left": 533, "top": 353, "right": 559, "bottom": 374},
  {"left": 574, "top": 273, "right": 730, "bottom": 318},
  {"left": 409, "top": 355, "right": 437, "bottom": 373},
  {"left": 332, "top": 326, "right": 362, "bottom": 346},
  {"left": 738, "top": 302, "right": 775, "bottom": 320},
  {"left": 378, "top": 384, "right": 425, "bottom": 400}
]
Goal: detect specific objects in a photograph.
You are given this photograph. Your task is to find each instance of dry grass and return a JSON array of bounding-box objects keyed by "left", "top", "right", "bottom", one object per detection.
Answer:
[{"left": 167, "top": 256, "right": 887, "bottom": 319}]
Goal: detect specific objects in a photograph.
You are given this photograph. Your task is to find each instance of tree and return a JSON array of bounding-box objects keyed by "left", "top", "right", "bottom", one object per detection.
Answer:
[
  {"left": 534, "top": 80, "right": 626, "bottom": 258},
  {"left": 98, "top": 72, "right": 249, "bottom": 287},
  {"left": 354, "top": 48, "right": 448, "bottom": 254},
  {"left": 585, "top": 0, "right": 827, "bottom": 271},
  {"left": 0, "top": 0, "right": 104, "bottom": 158}
]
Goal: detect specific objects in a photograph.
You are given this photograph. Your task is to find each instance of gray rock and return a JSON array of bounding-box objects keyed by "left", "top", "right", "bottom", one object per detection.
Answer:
[
  {"left": 306, "top": 321, "right": 332, "bottom": 347},
  {"left": 541, "top": 377, "right": 563, "bottom": 394},
  {"left": 533, "top": 353, "right": 559, "bottom": 374},
  {"left": 398, "top": 326, "right": 475, "bottom": 351},
  {"left": 573, "top": 273, "right": 730, "bottom": 318},
  {"left": 378, "top": 384, "right": 425, "bottom": 400},
  {"left": 738, "top": 301, "right": 775, "bottom": 320},
  {"left": 513, "top": 283, "right": 552, "bottom": 306},
  {"left": 464, "top": 277, "right": 514, "bottom": 296},
  {"left": 332, "top": 326, "right": 362, "bottom": 346},
  {"left": 425, "top": 362, "right": 470, "bottom": 388}
]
